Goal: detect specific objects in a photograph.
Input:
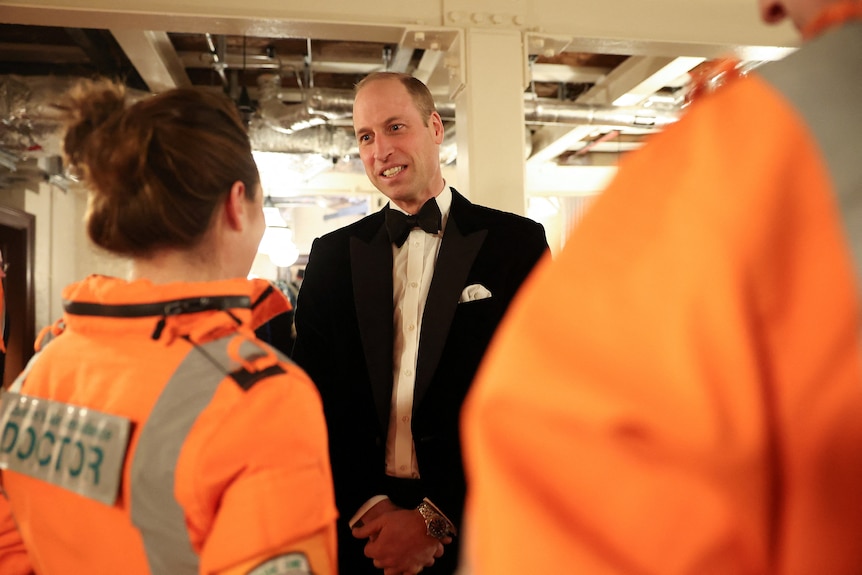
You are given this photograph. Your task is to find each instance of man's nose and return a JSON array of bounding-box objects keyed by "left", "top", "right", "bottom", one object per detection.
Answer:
[{"left": 372, "top": 136, "right": 393, "bottom": 161}]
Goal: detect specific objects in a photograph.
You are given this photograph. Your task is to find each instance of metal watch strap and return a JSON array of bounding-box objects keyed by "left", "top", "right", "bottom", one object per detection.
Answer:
[{"left": 416, "top": 500, "right": 455, "bottom": 539}]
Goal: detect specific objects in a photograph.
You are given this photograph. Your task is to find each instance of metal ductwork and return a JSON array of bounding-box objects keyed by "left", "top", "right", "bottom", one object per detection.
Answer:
[
  {"left": 1, "top": 74, "right": 680, "bottom": 172},
  {"left": 523, "top": 100, "right": 679, "bottom": 129},
  {"left": 250, "top": 122, "right": 355, "bottom": 157},
  {"left": 257, "top": 73, "right": 347, "bottom": 135},
  {"left": 305, "top": 90, "right": 680, "bottom": 130}
]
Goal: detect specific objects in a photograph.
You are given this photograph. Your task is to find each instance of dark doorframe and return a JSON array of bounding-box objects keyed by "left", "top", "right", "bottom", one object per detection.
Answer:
[{"left": 0, "top": 205, "right": 36, "bottom": 388}]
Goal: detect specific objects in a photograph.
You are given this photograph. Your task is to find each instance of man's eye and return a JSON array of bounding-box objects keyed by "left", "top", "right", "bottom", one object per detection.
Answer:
[
  {"left": 391, "top": 124, "right": 404, "bottom": 132},
  {"left": 359, "top": 134, "right": 370, "bottom": 143}
]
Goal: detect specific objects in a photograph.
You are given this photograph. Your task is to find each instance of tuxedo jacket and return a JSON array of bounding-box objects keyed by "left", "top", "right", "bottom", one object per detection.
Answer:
[{"left": 292, "top": 188, "right": 548, "bottom": 541}]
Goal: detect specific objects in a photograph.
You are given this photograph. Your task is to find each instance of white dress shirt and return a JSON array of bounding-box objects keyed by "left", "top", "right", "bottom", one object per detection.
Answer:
[{"left": 349, "top": 184, "right": 452, "bottom": 526}]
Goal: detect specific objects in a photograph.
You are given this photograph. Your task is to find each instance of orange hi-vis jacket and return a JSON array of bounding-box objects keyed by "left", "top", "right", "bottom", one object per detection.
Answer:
[
  {"left": 0, "top": 275, "right": 337, "bottom": 575},
  {"left": 463, "top": 15, "right": 862, "bottom": 575}
]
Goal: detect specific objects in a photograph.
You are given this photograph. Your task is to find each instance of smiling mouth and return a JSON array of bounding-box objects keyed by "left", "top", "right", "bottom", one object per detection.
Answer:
[{"left": 381, "top": 165, "right": 405, "bottom": 178}]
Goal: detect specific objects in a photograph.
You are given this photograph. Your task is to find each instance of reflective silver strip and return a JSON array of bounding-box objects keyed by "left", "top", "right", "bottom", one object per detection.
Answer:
[
  {"left": 130, "top": 336, "right": 269, "bottom": 574},
  {"left": 10, "top": 327, "right": 61, "bottom": 393},
  {"left": 0, "top": 393, "right": 131, "bottom": 506},
  {"left": 757, "top": 22, "right": 862, "bottom": 293},
  {"left": 9, "top": 330, "right": 64, "bottom": 393},
  {"left": 248, "top": 552, "right": 312, "bottom": 575},
  {"left": 9, "top": 352, "right": 40, "bottom": 393}
]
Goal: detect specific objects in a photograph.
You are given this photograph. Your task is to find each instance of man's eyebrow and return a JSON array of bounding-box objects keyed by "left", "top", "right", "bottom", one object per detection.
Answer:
[{"left": 355, "top": 115, "right": 405, "bottom": 135}]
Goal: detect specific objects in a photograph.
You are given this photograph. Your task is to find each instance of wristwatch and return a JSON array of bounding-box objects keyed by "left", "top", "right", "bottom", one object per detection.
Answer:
[{"left": 416, "top": 499, "right": 457, "bottom": 539}]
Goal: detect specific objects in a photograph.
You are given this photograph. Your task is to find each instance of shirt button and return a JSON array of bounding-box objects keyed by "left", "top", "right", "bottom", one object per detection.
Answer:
[
  {"left": 404, "top": 369, "right": 413, "bottom": 377},
  {"left": 414, "top": 241, "right": 420, "bottom": 247},
  {"left": 400, "top": 465, "right": 408, "bottom": 471},
  {"left": 402, "top": 416, "right": 410, "bottom": 423},
  {"left": 408, "top": 324, "right": 415, "bottom": 331},
  {"left": 410, "top": 281, "right": 418, "bottom": 288}
]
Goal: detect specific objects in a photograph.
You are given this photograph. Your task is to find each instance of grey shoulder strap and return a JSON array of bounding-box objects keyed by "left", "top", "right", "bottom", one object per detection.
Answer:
[{"left": 757, "top": 22, "right": 862, "bottom": 288}]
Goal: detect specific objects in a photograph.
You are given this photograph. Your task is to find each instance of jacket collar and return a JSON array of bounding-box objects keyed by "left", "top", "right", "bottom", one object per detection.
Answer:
[{"left": 60, "top": 275, "right": 290, "bottom": 342}]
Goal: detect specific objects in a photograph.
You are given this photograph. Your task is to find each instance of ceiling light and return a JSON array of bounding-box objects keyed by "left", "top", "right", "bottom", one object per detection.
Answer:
[
  {"left": 258, "top": 226, "right": 299, "bottom": 268},
  {"left": 263, "top": 195, "right": 287, "bottom": 227}
]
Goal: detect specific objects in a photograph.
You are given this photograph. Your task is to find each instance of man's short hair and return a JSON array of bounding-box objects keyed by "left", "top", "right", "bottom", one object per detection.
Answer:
[{"left": 355, "top": 72, "right": 437, "bottom": 126}]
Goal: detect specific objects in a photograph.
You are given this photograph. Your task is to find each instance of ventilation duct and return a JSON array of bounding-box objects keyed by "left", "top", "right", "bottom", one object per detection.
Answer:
[
  {"left": 0, "top": 75, "right": 152, "bottom": 161},
  {"left": 302, "top": 91, "right": 679, "bottom": 131},
  {"left": 1, "top": 75, "right": 680, "bottom": 167},
  {"left": 250, "top": 122, "right": 356, "bottom": 158},
  {"left": 523, "top": 100, "right": 679, "bottom": 129},
  {"left": 0, "top": 75, "right": 68, "bottom": 160},
  {"left": 258, "top": 73, "right": 334, "bottom": 135}
]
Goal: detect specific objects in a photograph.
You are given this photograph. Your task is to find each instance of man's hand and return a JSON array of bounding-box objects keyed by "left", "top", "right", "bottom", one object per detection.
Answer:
[
  {"left": 352, "top": 504, "right": 452, "bottom": 575},
  {"left": 352, "top": 498, "right": 399, "bottom": 535}
]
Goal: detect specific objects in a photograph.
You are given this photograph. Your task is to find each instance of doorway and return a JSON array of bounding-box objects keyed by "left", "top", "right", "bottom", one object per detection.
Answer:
[{"left": 0, "top": 205, "right": 36, "bottom": 388}]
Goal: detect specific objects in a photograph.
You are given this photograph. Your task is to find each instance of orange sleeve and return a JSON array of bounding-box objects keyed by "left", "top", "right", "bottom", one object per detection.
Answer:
[
  {"left": 176, "top": 365, "right": 338, "bottom": 575},
  {"left": 462, "top": 78, "right": 862, "bottom": 574},
  {"left": 216, "top": 528, "right": 336, "bottom": 575},
  {"left": 0, "top": 485, "right": 33, "bottom": 575}
]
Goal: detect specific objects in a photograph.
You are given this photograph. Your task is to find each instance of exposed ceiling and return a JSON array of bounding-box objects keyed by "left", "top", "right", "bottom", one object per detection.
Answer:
[
  {"left": 0, "top": 22, "right": 732, "bottom": 174},
  {"left": 0, "top": 8, "right": 798, "bottom": 207}
]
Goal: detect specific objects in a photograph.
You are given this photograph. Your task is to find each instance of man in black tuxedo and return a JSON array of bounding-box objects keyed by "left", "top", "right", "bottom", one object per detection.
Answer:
[{"left": 292, "top": 72, "right": 548, "bottom": 575}]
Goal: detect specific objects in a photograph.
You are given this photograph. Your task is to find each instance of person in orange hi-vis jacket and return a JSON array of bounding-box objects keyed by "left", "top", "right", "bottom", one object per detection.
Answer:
[
  {"left": 0, "top": 79, "right": 337, "bottom": 575},
  {"left": 462, "top": 0, "right": 862, "bottom": 574}
]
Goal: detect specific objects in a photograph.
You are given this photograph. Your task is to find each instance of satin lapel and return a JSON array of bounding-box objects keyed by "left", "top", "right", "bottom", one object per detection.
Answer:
[
  {"left": 350, "top": 222, "right": 394, "bottom": 433},
  {"left": 414, "top": 210, "right": 487, "bottom": 410}
]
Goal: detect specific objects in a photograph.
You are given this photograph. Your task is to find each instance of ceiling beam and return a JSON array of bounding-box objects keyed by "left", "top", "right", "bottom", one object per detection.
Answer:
[
  {"left": 527, "top": 55, "right": 701, "bottom": 165},
  {"left": 529, "top": 63, "right": 609, "bottom": 85},
  {"left": 388, "top": 46, "right": 414, "bottom": 73},
  {"left": 111, "top": 30, "right": 192, "bottom": 92},
  {"left": 63, "top": 28, "right": 147, "bottom": 90},
  {"left": 413, "top": 49, "right": 443, "bottom": 86},
  {"left": 587, "top": 55, "right": 704, "bottom": 107}
]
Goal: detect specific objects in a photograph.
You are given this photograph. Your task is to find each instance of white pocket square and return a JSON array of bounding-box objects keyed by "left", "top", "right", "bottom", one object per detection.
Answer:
[{"left": 459, "top": 284, "right": 492, "bottom": 303}]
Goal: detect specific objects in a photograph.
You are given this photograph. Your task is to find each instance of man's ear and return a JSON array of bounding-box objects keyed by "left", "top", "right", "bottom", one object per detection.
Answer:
[
  {"left": 430, "top": 111, "right": 444, "bottom": 144},
  {"left": 223, "top": 181, "right": 248, "bottom": 231}
]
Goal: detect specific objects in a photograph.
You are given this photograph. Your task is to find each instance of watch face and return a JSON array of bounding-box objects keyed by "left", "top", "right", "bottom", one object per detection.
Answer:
[{"left": 429, "top": 517, "right": 449, "bottom": 539}]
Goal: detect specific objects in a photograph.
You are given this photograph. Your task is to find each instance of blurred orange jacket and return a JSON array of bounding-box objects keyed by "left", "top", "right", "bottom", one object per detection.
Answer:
[{"left": 463, "top": 16, "right": 862, "bottom": 575}]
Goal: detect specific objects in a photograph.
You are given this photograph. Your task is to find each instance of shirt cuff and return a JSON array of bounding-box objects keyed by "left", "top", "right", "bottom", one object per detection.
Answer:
[{"left": 348, "top": 495, "right": 390, "bottom": 529}]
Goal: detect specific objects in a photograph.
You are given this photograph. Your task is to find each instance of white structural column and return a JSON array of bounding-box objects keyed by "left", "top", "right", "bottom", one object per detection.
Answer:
[{"left": 454, "top": 28, "right": 527, "bottom": 215}]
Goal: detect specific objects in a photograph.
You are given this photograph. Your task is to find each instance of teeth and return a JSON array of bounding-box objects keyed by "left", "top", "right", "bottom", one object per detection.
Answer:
[{"left": 382, "top": 166, "right": 404, "bottom": 177}]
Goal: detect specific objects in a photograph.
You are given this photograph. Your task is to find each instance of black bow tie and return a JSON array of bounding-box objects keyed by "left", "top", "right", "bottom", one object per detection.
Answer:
[{"left": 385, "top": 198, "right": 442, "bottom": 247}]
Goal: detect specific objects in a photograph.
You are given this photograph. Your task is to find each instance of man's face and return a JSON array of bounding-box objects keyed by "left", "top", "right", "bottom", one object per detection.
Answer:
[{"left": 353, "top": 78, "right": 445, "bottom": 213}]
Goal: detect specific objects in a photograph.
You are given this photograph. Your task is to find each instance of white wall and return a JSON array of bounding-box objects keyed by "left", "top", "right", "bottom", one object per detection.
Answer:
[{"left": 10, "top": 181, "right": 130, "bottom": 333}]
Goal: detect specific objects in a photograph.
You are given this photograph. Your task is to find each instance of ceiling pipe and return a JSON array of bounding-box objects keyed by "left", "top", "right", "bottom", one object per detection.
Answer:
[
  {"left": 257, "top": 73, "right": 330, "bottom": 135},
  {"left": 0, "top": 75, "right": 678, "bottom": 134},
  {"left": 305, "top": 90, "right": 679, "bottom": 130},
  {"left": 523, "top": 100, "right": 679, "bottom": 129},
  {"left": 0, "top": 75, "right": 679, "bottom": 161}
]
